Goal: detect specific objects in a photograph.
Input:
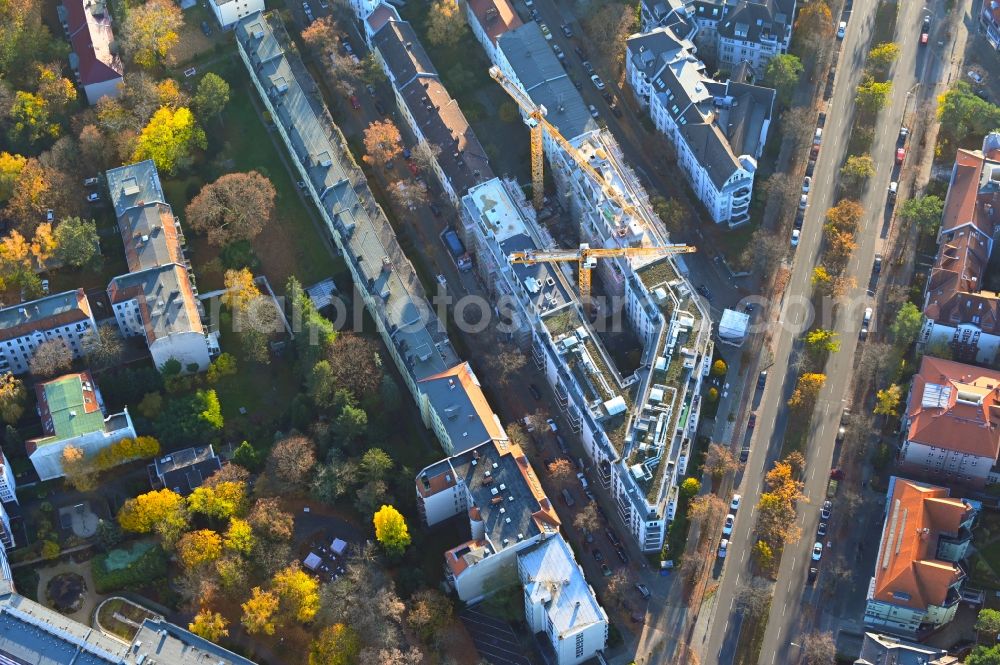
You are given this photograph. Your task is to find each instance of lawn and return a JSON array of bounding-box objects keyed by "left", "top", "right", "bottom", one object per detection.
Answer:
[{"left": 161, "top": 60, "right": 345, "bottom": 292}]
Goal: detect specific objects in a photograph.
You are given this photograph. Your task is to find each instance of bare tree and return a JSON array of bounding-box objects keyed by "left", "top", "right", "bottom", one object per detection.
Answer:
[
  {"left": 800, "top": 631, "right": 836, "bottom": 665},
  {"left": 29, "top": 339, "right": 73, "bottom": 377},
  {"left": 603, "top": 568, "right": 631, "bottom": 607},
  {"left": 740, "top": 228, "right": 786, "bottom": 275},
  {"left": 702, "top": 443, "right": 740, "bottom": 480},
  {"left": 83, "top": 324, "right": 123, "bottom": 370},
  {"left": 573, "top": 503, "right": 601, "bottom": 534},
  {"left": 262, "top": 435, "right": 317, "bottom": 495},
  {"left": 736, "top": 576, "right": 772, "bottom": 618},
  {"left": 409, "top": 142, "right": 441, "bottom": 173},
  {"left": 486, "top": 343, "right": 526, "bottom": 386},
  {"left": 687, "top": 494, "right": 727, "bottom": 538},
  {"left": 186, "top": 171, "right": 277, "bottom": 246},
  {"left": 781, "top": 106, "right": 814, "bottom": 151},
  {"left": 387, "top": 180, "right": 428, "bottom": 211}
]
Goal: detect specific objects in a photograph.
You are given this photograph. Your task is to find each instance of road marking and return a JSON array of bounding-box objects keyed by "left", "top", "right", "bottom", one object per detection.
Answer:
[
  {"left": 788, "top": 579, "right": 793, "bottom": 593},
  {"left": 730, "top": 597, "right": 735, "bottom": 611},
  {"left": 783, "top": 603, "right": 787, "bottom": 616},
  {"left": 741, "top": 549, "right": 746, "bottom": 563},
  {"left": 810, "top": 467, "right": 816, "bottom": 482}
]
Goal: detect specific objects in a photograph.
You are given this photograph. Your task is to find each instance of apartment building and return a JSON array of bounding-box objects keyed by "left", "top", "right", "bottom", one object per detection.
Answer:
[
  {"left": 0, "top": 503, "right": 12, "bottom": 549},
  {"left": 26, "top": 371, "right": 136, "bottom": 481},
  {"left": 626, "top": 26, "right": 774, "bottom": 226},
  {"left": 235, "top": 13, "right": 471, "bottom": 448},
  {"left": 364, "top": 3, "right": 493, "bottom": 207},
  {"left": 0, "top": 289, "right": 97, "bottom": 375},
  {"left": 900, "top": 356, "right": 1000, "bottom": 489},
  {"left": 464, "top": 0, "right": 522, "bottom": 62},
  {"left": 982, "top": 0, "right": 1000, "bottom": 50},
  {"left": 641, "top": 0, "right": 795, "bottom": 75},
  {"left": 151, "top": 445, "right": 222, "bottom": 495},
  {"left": 210, "top": 0, "right": 263, "bottom": 28},
  {"left": 418, "top": 362, "right": 509, "bottom": 456},
  {"left": 0, "top": 546, "right": 257, "bottom": 663},
  {"left": 920, "top": 133, "right": 1000, "bottom": 365},
  {"left": 518, "top": 534, "right": 608, "bottom": 665},
  {"left": 855, "top": 633, "right": 959, "bottom": 665},
  {"left": 461, "top": 174, "right": 712, "bottom": 552},
  {"left": 0, "top": 452, "right": 16, "bottom": 505},
  {"left": 864, "top": 477, "right": 975, "bottom": 640},
  {"left": 106, "top": 161, "right": 216, "bottom": 372},
  {"left": 416, "top": 439, "right": 561, "bottom": 601},
  {"left": 59, "top": 0, "right": 123, "bottom": 104}
]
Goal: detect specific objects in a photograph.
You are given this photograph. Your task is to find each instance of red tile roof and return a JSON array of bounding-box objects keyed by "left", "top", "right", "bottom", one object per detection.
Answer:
[
  {"left": 907, "top": 356, "right": 1000, "bottom": 460},
  {"left": 64, "top": 0, "right": 124, "bottom": 87},
  {"left": 873, "top": 478, "right": 969, "bottom": 611},
  {"left": 467, "top": 0, "right": 523, "bottom": 45}
]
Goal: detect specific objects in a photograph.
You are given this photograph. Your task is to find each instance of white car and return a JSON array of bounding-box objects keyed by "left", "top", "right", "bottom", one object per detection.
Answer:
[
  {"left": 836, "top": 21, "right": 846, "bottom": 39},
  {"left": 718, "top": 539, "right": 729, "bottom": 558},
  {"left": 723, "top": 514, "right": 734, "bottom": 536},
  {"left": 802, "top": 176, "right": 811, "bottom": 193},
  {"left": 546, "top": 418, "right": 558, "bottom": 432},
  {"left": 590, "top": 74, "right": 605, "bottom": 91},
  {"left": 589, "top": 104, "right": 599, "bottom": 118},
  {"left": 791, "top": 229, "right": 800, "bottom": 247},
  {"left": 812, "top": 542, "right": 824, "bottom": 561},
  {"left": 86, "top": 192, "right": 100, "bottom": 202},
  {"left": 436, "top": 274, "right": 447, "bottom": 289},
  {"left": 969, "top": 70, "right": 984, "bottom": 84},
  {"left": 730, "top": 494, "right": 741, "bottom": 512},
  {"left": 539, "top": 23, "right": 552, "bottom": 40},
  {"left": 799, "top": 193, "right": 808, "bottom": 210},
  {"left": 820, "top": 500, "right": 832, "bottom": 520}
]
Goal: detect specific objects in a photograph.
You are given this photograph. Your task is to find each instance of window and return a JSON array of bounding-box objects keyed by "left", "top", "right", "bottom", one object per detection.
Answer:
[{"left": 576, "top": 633, "right": 584, "bottom": 657}]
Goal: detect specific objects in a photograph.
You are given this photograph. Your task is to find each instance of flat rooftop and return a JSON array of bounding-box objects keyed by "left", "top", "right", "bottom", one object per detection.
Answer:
[
  {"left": 518, "top": 534, "right": 607, "bottom": 636},
  {"left": 418, "top": 362, "right": 506, "bottom": 454},
  {"left": 106, "top": 160, "right": 165, "bottom": 218}
]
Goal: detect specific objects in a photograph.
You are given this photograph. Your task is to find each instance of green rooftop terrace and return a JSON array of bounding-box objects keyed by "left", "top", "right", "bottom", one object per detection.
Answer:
[{"left": 34, "top": 375, "right": 107, "bottom": 447}]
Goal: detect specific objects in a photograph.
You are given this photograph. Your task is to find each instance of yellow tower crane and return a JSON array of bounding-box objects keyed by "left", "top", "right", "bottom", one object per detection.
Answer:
[
  {"left": 489, "top": 65, "right": 641, "bottom": 220},
  {"left": 509, "top": 243, "right": 696, "bottom": 302}
]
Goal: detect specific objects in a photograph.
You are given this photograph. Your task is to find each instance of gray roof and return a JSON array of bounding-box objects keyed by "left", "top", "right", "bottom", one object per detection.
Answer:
[
  {"left": 124, "top": 618, "right": 257, "bottom": 665},
  {"left": 855, "top": 632, "right": 953, "bottom": 665},
  {"left": 518, "top": 535, "right": 607, "bottom": 637},
  {"left": 717, "top": 0, "right": 793, "bottom": 44},
  {"left": 0, "top": 290, "right": 92, "bottom": 340},
  {"left": 118, "top": 203, "right": 182, "bottom": 272},
  {"left": 154, "top": 445, "right": 221, "bottom": 495},
  {"left": 106, "top": 160, "right": 165, "bottom": 218},
  {"left": 500, "top": 233, "right": 572, "bottom": 314},
  {"left": 109, "top": 264, "right": 203, "bottom": 340},
  {"left": 496, "top": 22, "right": 599, "bottom": 141},
  {"left": 641, "top": 0, "right": 696, "bottom": 38},
  {"left": 235, "top": 13, "right": 459, "bottom": 381},
  {"left": 372, "top": 18, "right": 494, "bottom": 194},
  {"left": 417, "top": 362, "right": 503, "bottom": 454}
]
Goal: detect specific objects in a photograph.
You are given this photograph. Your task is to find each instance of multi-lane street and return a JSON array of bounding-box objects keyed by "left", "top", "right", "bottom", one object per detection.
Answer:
[{"left": 697, "top": 0, "right": 958, "bottom": 661}]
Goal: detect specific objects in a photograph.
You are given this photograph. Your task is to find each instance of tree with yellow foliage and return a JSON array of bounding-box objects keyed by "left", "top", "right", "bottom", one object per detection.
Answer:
[
  {"left": 189, "top": 608, "right": 229, "bottom": 642},
  {"left": 35, "top": 64, "right": 77, "bottom": 117},
  {"left": 874, "top": 384, "right": 902, "bottom": 417},
  {"left": 787, "top": 373, "right": 826, "bottom": 411},
  {"left": 272, "top": 563, "right": 320, "bottom": 622},
  {"left": 0, "top": 230, "right": 32, "bottom": 269},
  {"left": 309, "top": 624, "right": 360, "bottom": 665},
  {"left": 241, "top": 587, "right": 280, "bottom": 635},
  {"left": 222, "top": 268, "right": 261, "bottom": 316},
  {"left": 62, "top": 445, "right": 98, "bottom": 492},
  {"left": 93, "top": 435, "right": 160, "bottom": 470},
  {"left": 120, "top": 0, "right": 183, "bottom": 69},
  {"left": 187, "top": 481, "right": 247, "bottom": 521},
  {"left": 373, "top": 504, "right": 410, "bottom": 556},
  {"left": 131, "top": 106, "right": 206, "bottom": 174},
  {"left": 9, "top": 92, "right": 59, "bottom": 148},
  {"left": 0, "top": 372, "right": 26, "bottom": 424},
  {"left": 362, "top": 120, "right": 403, "bottom": 166},
  {"left": 426, "top": 0, "right": 467, "bottom": 47},
  {"left": 223, "top": 517, "right": 255, "bottom": 555},
  {"left": 752, "top": 540, "right": 774, "bottom": 571},
  {"left": 0, "top": 152, "right": 27, "bottom": 202},
  {"left": 117, "top": 488, "right": 189, "bottom": 546},
  {"left": 30, "top": 222, "right": 56, "bottom": 269},
  {"left": 177, "top": 529, "right": 222, "bottom": 570}
]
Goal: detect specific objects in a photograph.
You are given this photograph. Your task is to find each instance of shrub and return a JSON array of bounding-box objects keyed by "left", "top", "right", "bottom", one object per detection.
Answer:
[{"left": 91, "top": 544, "right": 168, "bottom": 594}]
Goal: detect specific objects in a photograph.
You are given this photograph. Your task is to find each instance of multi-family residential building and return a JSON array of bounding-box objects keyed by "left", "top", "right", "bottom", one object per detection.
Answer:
[
  {"left": 236, "top": 13, "right": 483, "bottom": 452},
  {"left": 900, "top": 356, "right": 1000, "bottom": 489},
  {"left": 461, "top": 174, "right": 712, "bottom": 553},
  {"left": 982, "top": 0, "right": 1000, "bottom": 50},
  {"left": 26, "top": 371, "right": 136, "bottom": 481},
  {"left": 59, "top": 0, "right": 124, "bottom": 105},
  {"left": 518, "top": 534, "right": 608, "bottom": 665},
  {"left": 854, "top": 632, "right": 959, "bottom": 665},
  {"left": 464, "top": 0, "right": 523, "bottom": 63},
  {"left": 364, "top": 3, "right": 494, "bottom": 207},
  {"left": 920, "top": 134, "right": 1000, "bottom": 365},
  {"left": 0, "top": 452, "right": 16, "bottom": 505},
  {"left": 626, "top": 25, "right": 774, "bottom": 226},
  {"left": 0, "top": 503, "right": 12, "bottom": 549},
  {"left": 417, "top": 439, "right": 561, "bottom": 601},
  {"left": 151, "top": 445, "right": 222, "bottom": 495},
  {"left": 0, "top": 546, "right": 257, "bottom": 663},
  {"left": 418, "top": 362, "right": 508, "bottom": 456},
  {"left": 641, "top": 0, "right": 795, "bottom": 76},
  {"left": 106, "top": 161, "right": 216, "bottom": 373},
  {"left": 864, "top": 476, "right": 976, "bottom": 639},
  {"left": 0, "top": 289, "right": 97, "bottom": 375},
  {"left": 209, "top": 0, "right": 263, "bottom": 28}
]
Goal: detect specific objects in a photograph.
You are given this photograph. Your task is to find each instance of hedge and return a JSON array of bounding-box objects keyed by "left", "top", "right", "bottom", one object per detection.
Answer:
[{"left": 91, "top": 545, "right": 168, "bottom": 594}]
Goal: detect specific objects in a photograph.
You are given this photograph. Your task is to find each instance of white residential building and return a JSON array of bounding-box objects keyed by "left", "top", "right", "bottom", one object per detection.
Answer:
[
  {"left": 0, "top": 503, "right": 12, "bottom": 549},
  {"left": 106, "top": 161, "right": 216, "bottom": 373},
  {"left": 626, "top": 26, "right": 774, "bottom": 226},
  {"left": 0, "top": 451, "right": 17, "bottom": 505},
  {"left": 0, "top": 290, "right": 97, "bottom": 375},
  {"left": 27, "top": 371, "right": 136, "bottom": 482},
  {"left": 209, "top": 0, "right": 263, "bottom": 28},
  {"left": 417, "top": 363, "right": 508, "bottom": 456},
  {"left": 464, "top": 0, "right": 522, "bottom": 63},
  {"left": 518, "top": 535, "right": 608, "bottom": 665},
  {"left": 59, "top": 0, "right": 124, "bottom": 105}
]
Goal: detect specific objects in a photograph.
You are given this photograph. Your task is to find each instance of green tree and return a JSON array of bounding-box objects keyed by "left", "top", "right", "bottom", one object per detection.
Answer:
[
  {"left": 898, "top": 195, "right": 944, "bottom": 235},
  {"left": 232, "top": 440, "right": 261, "bottom": 471},
  {"left": 866, "top": 42, "right": 900, "bottom": 80},
  {"left": 309, "top": 624, "right": 360, "bottom": 665},
  {"left": 889, "top": 302, "right": 922, "bottom": 347},
  {"left": 53, "top": 217, "right": 100, "bottom": 269},
  {"left": 359, "top": 448, "right": 393, "bottom": 483},
  {"left": 373, "top": 504, "right": 410, "bottom": 555},
  {"left": 937, "top": 82, "right": 1000, "bottom": 145},
  {"left": 840, "top": 155, "right": 875, "bottom": 194},
  {"left": 154, "top": 389, "right": 224, "bottom": 447},
  {"left": 762, "top": 54, "right": 803, "bottom": 107},
  {"left": 132, "top": 106, "right": 206, "bottom": 174},
  {"left": 967, "top": 645, "right": 1000, "bottom": 665},
  {"left": 855, "top": 78, "right": 892, "bottom": 115},
  {"left": 975, "top": 608, "right": 1000, "bottom": 634},
  {"left": 651, "top": 195, "right": 686, "bottom": 234},
  {"left": 194, "top": 73, "right": 231, "bottom": 121},
  {"left": 9, "top": 91, "right": 58, "bottom": 148}
]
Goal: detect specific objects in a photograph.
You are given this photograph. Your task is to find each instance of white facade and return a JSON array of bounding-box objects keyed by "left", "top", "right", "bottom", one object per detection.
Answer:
[
  {"left": 0, "top": 502, "right": 12, "bottom": 548},
  {"left": 83, "top": 78, "right": 122, "bottom": 106},
  {"left": 0, "top": 452, "right": 16, "bottom": 504},
  {"left": 0, "top": 292, "right": 97, "bottom": 375},
  {"left": 29, "top": 409, "right": 136, "bottom": 482},
  {"left": 210, "top": 0, "right": 264, "bottom": 28},
  {"left": 919, "top": 320, "right": 1000, "bottom": 367},
  {"left": 898, "top": 440, "right": 992, "bottom": 488}
]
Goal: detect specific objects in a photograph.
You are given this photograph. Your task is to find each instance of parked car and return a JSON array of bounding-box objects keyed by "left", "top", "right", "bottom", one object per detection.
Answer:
[
  {"left": 349, "top": 94, "right": 361, "bottom": 110},
  {"left": 83, "top": 177, "right": 100, "bottom": 187},
  {"left": 896, "top": 146, "right": 906, "bottom": 164},
  {"left": 635, "top": 583, "right": 651, "bottom": 599},
  {"left": 730, "top": 494, "right": 742, "bottom": 512},
  {"left": 561, "top": 488, "right": 575, "bottom": 507},
  {"left": 821, "top": 500, "right": 832, "bottom": 520},
  {"left": 605, "top": 528, "right": 621, "bottom": 547},
  {"left": 582, "top": 60, "right": 595, "bottom": 74},
  {"left": 794, "top": 210, "right": 805, "bottom": 229},
  {"left": 575, "top": 46, "right": 588, "bottom": 61},
  {"left": 968, "top": 70, "right": 984, "bottom": 84},
  {"left": 888, "top": 181, "right": 898, "bottom": 201},
  {"left": 528, "top": 384, "right": 542, "bottom": 400},
  {"left": 791, "top": 229, "right": 800, "bottom": 247},
  {"left": 817, "top": 112, "right": 826, "bottom": 127},
  {"left": 812, "top": 542, "right": 823, "bottom": 561},
  {"left": 561, "top": 23, "right": 573, "bottom": 37},
  {"left": 201, "top": 20, "right": 212, "bottom": 36},
  {"left": 860, "top": 306, "right": 872, "bottom": 340},
  {"left": 539, "top": 23, "right": 552, "bottom": 40},
  {"left": 873, "top": 254, "right": 882, "bottom": 273},
  {"left": 696, "top": 284, "right": 712, "bottom": 300},
  {"left": 813, "top": 127, "right": 823, "bottom": 145},
  {"left": 836, "top": 21, "right": 846, "bottom": 39},
  {"left": 546, "top": 418, "right": 558, "bottom": 432},
  {"left": 609, "top": 101, "right": 622, "bottom": 118},
  {"left": 799, "top": 193, "right": 809, "bottom": 210},
  {"left": 40, "top": 279, "right": 49, "bottom": 295},
  {"left": 341, "top": 40, "right": 354, "bottom": 56},
  {"left": 436, "top": 274, "right": 447, "bottom": 289},
  {"left": 590, "top": 74, "right": 605, "bottom": 90},
  {"left": 552, "top": 44, "right": 565, "bottom": 61},
  {"left": 747, "top": 413, "right": 756, "bottom": 429},
  {"left": 723, "top": 514, "right": 734, "bottom": 536},
  {"left": 86, "top": 192, "right": 100, "bottom": 202},
  {"left": 802, "top": 176, "right": 811, "bottom": 193},
  {"left": 45, "top": 209, "right": 54, "bottom": 222},
  {"left": 615, "top": 546, "right": 629, "bottom": 564},
  {"left": 591, "top": 548, "right": 604, "bottom": 562},
  {"left": 600, "top": 563, "right": 612, "bottom": 576},
  {"left": 589, "top": 104, "right": 599, "bottom": 119},
  {"left": 429, "top": 202, "right": 442, "bottom": 217},
  {"left": 374, "top": 100, "right": 387, "bottom": 116},
  {"left": 807, "top": 566, "right": 819, "bottom": 585},
  {"left": 718, "top": 539, "right": 729, "bottom": 558},
  {"left": 920, "top": 17, "right": 930, "bottom": 45},
  {"left": 757, "top": 370, "right": 767, "bottom": 388},
  {"left": 806, "top": 159, "right": 816, "bottom": 177},
  {"left": 817, "top": 522, "right": 827, "bottom": 537}
]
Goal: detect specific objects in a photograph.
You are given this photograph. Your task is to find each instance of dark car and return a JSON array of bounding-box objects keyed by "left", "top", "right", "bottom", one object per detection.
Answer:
[
  {"left": 817, "top": 111, "right": 826, "bottom": 127},
  {"left": 528, "top": 383, "right": 542, "bottom": 400},
  {"left": 591, "top": 548, "right": 604, "bottom": 562},
  {"left": 201, "top": 20, "right": 213, "bottom": 36},
  {"left": 757, "top": 370, "right": 767, "bottom": 388},
  {"left": 374, "top": 100, "right": 387, "bottom": 116},
  {"left": 806, "top": 159, "right": 816, "bottom": 177},
  {"left": 747, "top": 413, "right": 756, "bottom": 429},
  {"left": 570, "top": 76, "right": 582, "bottom": 90},
  {"left": 696, "top": 284, "right": 712, "bottom": 300},
  {"left": 600, "top": 563, "right": 612, "bottom": 577},
  {"left": 602, "top": 92, "right": 613, "bottom": 104},
  {"left": 349, "top": 94, "right": 361, "bottom": 110},
  {"left": 807, "top": 566, "right": 818, "bottom": 585},
  {"left": 794, "top": 209, "right": 804, "bottom": 229},
  {"left": 873, "top": 254, "right": 882, "bottom": 274},
  {"left": 610, "top": 102, "right": 623, "bottom": 118},
  {"left": 575, "top": 46, "right": 587, "bottom": 61},
  {"left": 605, "top": 528, "right": 621, "bottom": 547},
  {"left": 739, "top": 446, "right": 750, "bottom": 463},
  {"left": 429, "top": 202, "right": 442, "bottom": 217},
  {"left": 561, "top": 23, "right": 573, "bottom": 37},
  {"left": 615, "top": 546, "right": 629, "bottom": 565}
]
